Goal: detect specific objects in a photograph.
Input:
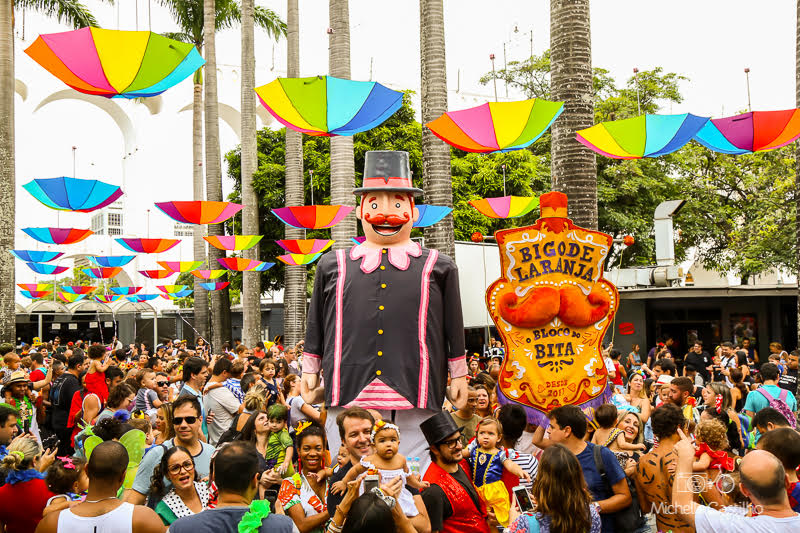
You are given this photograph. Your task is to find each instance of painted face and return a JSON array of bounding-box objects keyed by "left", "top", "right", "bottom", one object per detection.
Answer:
[{"left": 357, "top": 191, "right": 419, "bottom": 246}]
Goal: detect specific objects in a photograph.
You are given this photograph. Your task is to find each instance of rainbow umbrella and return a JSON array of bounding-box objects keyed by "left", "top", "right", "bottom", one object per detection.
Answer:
[
  {"left": 271, "top": 205, "right": 353, "bottom": 229},
  {"left": 18, "top": 283, "right": 53, "bottom": 291},
  {"left": 351, "top": 236, "right": 366, "bottom": 245},
  {"left": 58, "top": 292, "right": 87, "bottom": 303},
  {"left": 191, "top": 269, "right": 227, "bottom": 280},
  {"left": 218, "top": 258, "right": 275, "bottom": 272},
  {"left": 93, "top": 294, "right": 122, "bottom": 303},
  {"left": 23, "top": 177, "right": 123, "bottom": 212},
  {"left": 426, "top": 99, "right": 564, "bottom": 153},
  {"left": 10, "top": 250, "right": 64, "bottom": 262},
  {"left": 277, "top": 253, "right": 322, "bottom": 266},
  {"left": 469, "top": 196, "right": 539, "bottom": 219},
  {"left": 60, "top": 285, "right": 96, "bottom": 295},
  {"left": 109, "top": 286, "right": 143, "bottom": 295},
  {"left": 20, "top": 290, "right": 53, "bottom": 299},
  {"left": 156, "top": 285, "right": 187, "bottom": 293},
  {"left": 576, "top": 113, "right": 710, "bottom": 159},
  {"left": 116, "top": 238, "right": 180, "bottom": 253},
  {"left": 26, "top": 262, "right": 69, "bottom": 275},
  {"left": 157, "top": 261, "right": 204, "bottom": 273},
  {"left": 82, "top": 267, "right": 122, "bottom": 279},
  {"left": 23, "top": 227, "right": 93, "bottom": 245},
  {"left": 413, "top": 205, "right": 452, "bottom": 228},
  {"left": 25, "top": 28, "right": 204, "bottom": 98},
  {"left": 255, "top": 76, "right": 403, "bottom": 136},
  {"left": 275, "top": 239, "right": 334, "bottom": 255},
  {"left": 160, "top": 289, "right": 193, "bottom": 299},
  {"left": 155, "top": 201, "right": 242, "bottom": 225},
  {"left": 89, "top": 255, "right": 136, "bottom": 267},
  {"left": 199, "top": 281, "right": 230, "bottom": 291},
  {"left": 204, "top": 235, "right": 263, "bottom": 251},
  {"left": 127, "top": 294, "right": 158, "bottom": 302},
  {"left": 693, "top": 109, "right": 800, "bottom": 154},
  {"left": 138, "top": 269, "right": 175, "bottom": 279}
]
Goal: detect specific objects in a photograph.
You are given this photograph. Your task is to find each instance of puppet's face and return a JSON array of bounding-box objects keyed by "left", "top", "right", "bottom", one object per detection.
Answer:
[{"left": 357, "top": 191, "right": 419, "bottom": 246}]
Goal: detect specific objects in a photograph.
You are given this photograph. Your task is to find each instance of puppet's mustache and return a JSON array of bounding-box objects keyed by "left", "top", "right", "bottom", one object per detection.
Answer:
[{"left": 364, "top": 213, "right": 410, "bottom": 226}]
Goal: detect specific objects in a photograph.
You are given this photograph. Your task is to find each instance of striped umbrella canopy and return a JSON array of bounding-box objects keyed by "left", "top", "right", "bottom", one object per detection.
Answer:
[
  {"left": 60, "top": 285, "right": 96, "bottom": 295},
  {"left": 109, "top": 286, "right": 143, "bottom": 295},
  {"left": 156, "top": 285, "right": 187, "bottom": 293},
  {"left": 155, "top": 201, "right": 242, "bottom": 225},
  {"left": 23, "top": 227, "right": 93, "bottom": 245},
  {"left": 93, "top": 294, "right": 122, "bottom": 303},
  {"left": 115, "top": 238, "right": 180, "bottom": 253},
  {"left": 23, "top": 177, "right": 123, "bottom": 212},
  {"left": 24, "top": 28, "right": 204, "bottom": 98},
  {"left": 275, "top": 239, "right": 333, "bottom": 255},
  {"left": 693, "top": 109, "right": 800, "bottom": 154},
  {"left": 160, "top": 289, "right": 193, "bottom": 299},
  {"left": 58, "top": 292, "right": 87, "bottom": 303},
  {"left": 10, "top": 250, "right": 64, "bottom": 262},
  {"left": 20, "top": 290, "right": 53, "bottom": 299},
  {"left": 126, "top": 294, "right": 159, "bottom": 302},
  {"left": 204, "top": 235, "right": 263, "bottom": 251},
  {"left": 26, "top": 262, "right": 69, "bottom": 275},
  {"left": 138, "top": 269, "right": 175, "bottom": 279},
  {"left": 255, "top": 75, "right": 403, "bottom": 136},
  {"left": 199, "top": 281, "right": 230, "bottom": 291},
  {"left": 218, "top": 258, "right": 275, "bottom": 272},
  {"left": 413, "top": 205, "right": 453, "bottom": 228},
  {"left": 89, "top": 255, "right": 136, "bottom": 267},
  {"left": 82, "top": 267, "right": 122, "bottom": 279},
  {"left": 271, "top": 205, "right": 353, "bottom": 229},
  {"left": 157, "top": 261, "right": 204, "bottom": 273},
  {"left": 469, "top": 196, "right": 539, "bottom": 219},
  {"left": 18, "top": 283, "right": 54, "bottom": 291},
  {"left": 190, "top": 269, "right": 227, "bottom": 280},
  {"left": 277, "top": 253, "right": 322, "bottom": 266}
]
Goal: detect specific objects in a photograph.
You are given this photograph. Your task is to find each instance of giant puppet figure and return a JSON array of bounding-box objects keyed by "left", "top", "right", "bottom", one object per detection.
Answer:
[
  {"left": 486, "top": 191, "right": 618, "bottom": 425},
  {"left": 302, "top": 151, "right": 468, "bottom": 458}
]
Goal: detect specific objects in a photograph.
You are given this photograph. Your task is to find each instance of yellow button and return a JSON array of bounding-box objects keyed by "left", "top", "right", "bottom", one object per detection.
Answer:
[
  {"left": 380, "top": 265, "right": 386, "bottom": 270},
  {"left": 382, "top": 249, "right": 387, "bottom": 254},
  {"left": 379, "top": 305, "right": 385, "bottom": 310},
  {"left": 381, "top": 283, "right": 387, "bottom": 289},
  {"left": 378, "top": 351, "right": 383, "bottom": 356},
  {"left": 378, "top": 329, "right": 384, "bottom": 335},
  {"left": 376, "top": 370, "right": 382, "bottom": 375}
]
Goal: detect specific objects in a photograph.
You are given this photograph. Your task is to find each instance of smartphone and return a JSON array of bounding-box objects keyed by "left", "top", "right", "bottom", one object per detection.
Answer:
[
  {"left": 363, "top": 475, "right": 380, "bottom": 493},
  {"left": 513, "top": 485, "right": 535, "bottom": 513}
]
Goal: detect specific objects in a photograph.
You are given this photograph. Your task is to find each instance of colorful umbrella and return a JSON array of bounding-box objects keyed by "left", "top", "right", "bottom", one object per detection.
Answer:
[
  {"left": 82, "top": 267, "right": 122, "bottom": 279},
  {"left": 18, "top": 283, "right": 53, "bottom": 291},
  {"left": 93, "top": 294, "right": 122, "bottom": 303},
  {"left": 126, "top": 294, "right": 159, "bottom": 302},
  {"left": 199, "top": 281, "right": 230, "bottom": 291},
  {"left": 693, "top": 109, "right": 800, "bottom": 154},
  {"left": 10, "top": 250, "right": 64, "bottom": 262},
  {"left": 115, "top": 238, "right": 180, "bottom": 253},
  {"left": 156, "top": 285, "right": 187, "bottom": 293},
  {"left": 25, "top": 28, "right": 204, "bottom": 98},
  {"left": 255, "top": 76, "right": 403, "bottom": 136},
  {"left": 155, "top": 201, "right": 242, "bottom": 225},
  {"left": 20, "top": 290, "right": 53, "bottom": 299},
  {"left": 23, "top": 227, "right": 93, "bottom": 245},
  {"left": 426, "top": 99, "right": 564, "bottom": 153},
  {"left": 351, "top": 236, "right": 366, "bottom": 245},
  {"left": 60, "top": 285, "right": 96, "bottom": 295},
  {"left": 277, "top": 253, "right": 322, "bottom": 266},
  {"left": 109, "top": 286, "right": 143, "bottom": 295},
  {"left": 204, "top": 235, "right": 263, "bottom": 251},
  {"left": 58, "top": 292, "right": 87, "bottom": 303},
  {"left": 23, "top": 177, "right": 123, "bottom": 212},
  {"left": 157, "top": 261, "right": 204, "bottom": 273},
  {"left": 89, "top": 255, "right": 136, "bottom": 267},
  {"left": 160, "top": 289, "right": 193, "bottom": 299},
  {"left": 271, "top": 205, "right": 353, "bottom": 229},
  {"left": 413, "top": 205, "right": 453, "bottom": 228},
  {"left": 218, "top": 258, "right": 275, "bottom": 272},
  {"left": 190, "top": 269, "right": 227, "bottom": 280},
  {"left": 275, "top": 239, "right": 334, "bottom": 255},
  {"left": 138, "top": 269, "right": 175, "bottom": 279},
  {"left": 469, "top": 196, "right": 539, "bottom": 219},
  {"left": 25, "top": 262, "right": 69, "bottom": 275},
  {"left": 576, "top": 113, "right": 710, "bottom": 159}
]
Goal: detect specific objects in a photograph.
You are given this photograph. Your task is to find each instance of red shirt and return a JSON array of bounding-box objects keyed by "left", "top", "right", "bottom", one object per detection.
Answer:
[{"left": 0, "top": 477, "right": 54, "bottom": 533}]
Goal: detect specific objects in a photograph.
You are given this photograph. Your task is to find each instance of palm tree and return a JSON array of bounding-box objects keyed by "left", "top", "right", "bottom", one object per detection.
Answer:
[
  {"left": 0, "top": 0, "right": 100, "bottom": 344},
  {"left": 550, "top": 0, "right": 597, "bottom": 229},
  {"left": 328, "top": 0, "right": 355, "bottom": 251},
  {"left": 419, "top": 0, "right": 455, "bottom": 259},
  {"left": 283, "top": 0, "right": 306, "bottom": 347}
]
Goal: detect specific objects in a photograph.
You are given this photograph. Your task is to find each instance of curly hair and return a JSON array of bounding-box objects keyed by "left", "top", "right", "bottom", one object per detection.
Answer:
[
  {"left": 149, "top": 446, "right": 197, "bottom": 498},
  {"left": 46, "top": 457, "right": 86, "bottom": 494},
  {"left": 531, "top": 444, "right": 592, "bottom": 533},
  {"left": 696, "top": 418, "right": 728, "bottom": 451},
  {"left": 651, "top": 404, "right": 685, "bottom": 440},
  {"left": 296, "top": 421, "right": 327, "bottom": 449}
]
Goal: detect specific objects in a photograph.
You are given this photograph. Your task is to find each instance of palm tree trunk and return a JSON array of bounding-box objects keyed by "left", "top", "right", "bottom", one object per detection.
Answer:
[
  {"left": 550, "top": 0, "right": 597, "bottom": 229},
  {"left": 204, "top": 0, "right": 230, "bottom": 351},
  {"left": 0, "top": 0, "right": 16, "bottom": 344},
  {"left": 192, "top": 79, "right": 210, "bottom": 343},
  {"left": 283, "top": 0, "right": 306, "bottom": 347},
  {"left": 328, "top": 0, "right": 355, "bottom": 251},
  {"left": 241, "top": 0, "right": 261, "bottom": 348},
  {"left": 419, "top": 0, "right": 455, "bottom": 259}
]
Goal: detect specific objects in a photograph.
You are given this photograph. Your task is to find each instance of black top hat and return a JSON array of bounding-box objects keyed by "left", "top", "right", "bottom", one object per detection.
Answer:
[
  {"left": 421, "top": 410, "right": 463, "bottom": 447},
  {"left": 353, "top": 151, "right": 423, "bottom": 196}
]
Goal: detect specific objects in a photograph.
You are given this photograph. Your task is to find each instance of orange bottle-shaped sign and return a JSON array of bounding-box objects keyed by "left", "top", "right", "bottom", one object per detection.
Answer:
[{"left": 486, "top": 191, "right": 618, "bottom": 424}]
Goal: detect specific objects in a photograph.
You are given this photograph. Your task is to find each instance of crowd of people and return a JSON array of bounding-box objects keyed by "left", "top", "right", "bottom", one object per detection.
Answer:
[{"left": 0, "top": 334, "right": 798, "bottom": 533}]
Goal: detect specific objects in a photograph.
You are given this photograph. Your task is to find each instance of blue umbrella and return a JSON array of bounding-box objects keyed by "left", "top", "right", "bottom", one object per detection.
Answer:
[
  {"left": 413, "top": 205, "right": 453, "bottom": 228},
  {"left": 23, "top": 177, "right": 123, "bottom": 212},
  {"left": 10, "top": 250, "right": 64, "bottom": 262},
  {"left": 89, "top": 255, "right": 136, "bottom": 267},
  {"left": 26, "top": 262, "right": 69, "bottom": 275}
]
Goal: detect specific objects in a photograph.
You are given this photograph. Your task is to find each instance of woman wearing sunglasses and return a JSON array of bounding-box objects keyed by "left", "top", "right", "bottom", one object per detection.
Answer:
[{"left": 149, "top": 446, "right": 210, "bottom": 525}]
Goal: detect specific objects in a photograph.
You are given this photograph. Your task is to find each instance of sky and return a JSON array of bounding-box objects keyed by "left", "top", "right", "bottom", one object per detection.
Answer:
[{"left": 10, "top": 0, "right": 797, "bottom": 303}]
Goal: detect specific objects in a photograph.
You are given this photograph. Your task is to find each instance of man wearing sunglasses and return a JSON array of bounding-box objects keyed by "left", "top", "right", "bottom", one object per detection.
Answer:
[{"left": 125, "top": 396, "right": 215, "bottom": 505}]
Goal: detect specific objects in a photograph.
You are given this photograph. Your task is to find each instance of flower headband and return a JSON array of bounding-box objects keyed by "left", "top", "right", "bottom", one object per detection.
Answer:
[
  {"left": 295, "top": 421, "right": 313, "bottom": 435},
  {"left": 371, "top": 419, "right": 400, "bottom": 442},
  {"left": 58, "top": 456, "right": 76, "bottom": 470}
]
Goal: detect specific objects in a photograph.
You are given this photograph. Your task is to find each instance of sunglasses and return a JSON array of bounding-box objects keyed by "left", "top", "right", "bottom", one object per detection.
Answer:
[
  {"left": 173, "top": 416, "right": 198, "bottom": 426},
  {"left": 167, "top": 460, "right": 195, "bottom": 475},
  {"left": 156, "top": 381, "right": 169, "bottom": 387}
]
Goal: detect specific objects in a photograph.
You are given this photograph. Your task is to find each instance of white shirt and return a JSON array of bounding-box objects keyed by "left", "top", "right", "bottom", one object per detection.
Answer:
[
  {"left": 58, "top": 502, "right": 134, "bottom": 533},
  {"left": 695, "top": 505, "right": 800, "bottom": 533}
]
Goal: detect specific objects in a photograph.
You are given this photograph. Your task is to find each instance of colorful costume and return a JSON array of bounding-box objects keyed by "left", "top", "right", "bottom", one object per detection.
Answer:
[
  {"left": 695, "top": 442, "right": 736, "bottom": 471},
  {"left": 468, "top": 446, "right": 513, "bottom": 526},
  {"left": 422, "top": 460, "right": 490, "bottom": 533},
  {"left": 277, "top": 473, "right": 327, "bottom": 533},
  {"left": 264, "top": 428, "right": 295, "bottom": 476},
  {"left": 84, "top": 369, "right": 108, "bottom": 403}
]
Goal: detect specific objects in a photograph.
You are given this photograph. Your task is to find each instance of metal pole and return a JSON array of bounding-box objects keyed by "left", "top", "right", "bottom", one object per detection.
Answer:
[
  {"left": 503, "top": 43, "right": 508, "bottom": 97},
  {"left": 38, "top": 313, "right": 42, "bottom": 340},
  {"left": 744, "top": 68, "right": 752, "bottom": 112},
  {"left": 530, "top": 30, "right": 533, "bottom": 59},
  {"left": 490, "top": 54, "right": 498, "bottom": 102},
  {"left": 501, "top": 164, "right": 507, "bottom": 196},
  {"left": 309, "top": 170, "right": 314, "bottom": 205},
  {"left": 633, "top": 68, "right": 641, "bottom": 115},
  {"left": 153, "top": 309, "right": 158, "bottom": 348}
]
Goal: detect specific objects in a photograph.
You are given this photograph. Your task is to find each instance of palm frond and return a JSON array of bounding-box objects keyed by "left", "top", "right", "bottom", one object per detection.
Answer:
[
  {"left": 161, "top": 31, "right": 194, "bottom": 44},
  {"left": 16, "top": 0, "right": 99, "bottom": 28},
  {"left": 253, "top": 6, "right": 286, "bottom": 39}
]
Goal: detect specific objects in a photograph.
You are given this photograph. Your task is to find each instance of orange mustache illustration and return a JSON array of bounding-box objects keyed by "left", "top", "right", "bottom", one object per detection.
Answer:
[{"left": 498, "top": 285, "right": 610, "bottom": 328}]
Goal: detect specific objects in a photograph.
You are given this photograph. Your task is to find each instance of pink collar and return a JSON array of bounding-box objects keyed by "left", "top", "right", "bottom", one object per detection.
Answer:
[{"left": 350, "top": 241, "right": 422, "bottom": 273}]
